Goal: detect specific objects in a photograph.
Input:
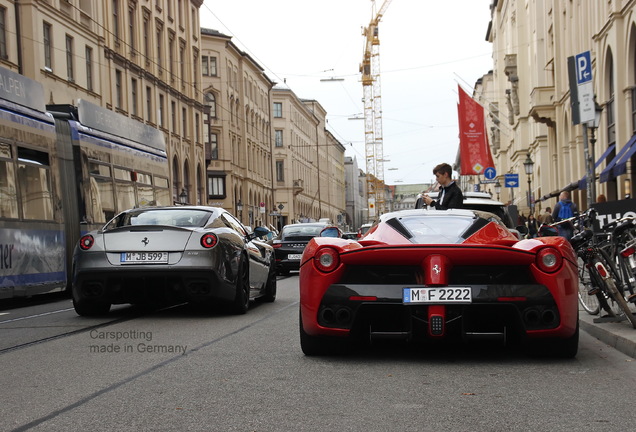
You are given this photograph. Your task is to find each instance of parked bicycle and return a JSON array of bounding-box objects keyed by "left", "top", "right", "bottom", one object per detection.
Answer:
[
  {"left": 600, "top": 216, "right": 636, "bottom": 304},
  {"left": 552, "top": 209, "right": 636, "bottom": 328}
]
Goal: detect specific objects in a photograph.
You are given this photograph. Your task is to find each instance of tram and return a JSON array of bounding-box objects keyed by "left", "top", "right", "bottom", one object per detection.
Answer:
[{"left": 0, "top": 66, "right": 169, "bottom": 299}]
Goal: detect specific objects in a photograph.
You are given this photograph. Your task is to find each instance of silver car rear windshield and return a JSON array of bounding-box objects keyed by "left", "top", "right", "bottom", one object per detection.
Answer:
[{"left": 105, "top": 209, "right": 212, "bottom": 229}]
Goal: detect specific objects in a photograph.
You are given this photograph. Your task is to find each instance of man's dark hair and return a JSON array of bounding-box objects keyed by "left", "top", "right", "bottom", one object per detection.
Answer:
[{"left": 433, "top": 163, "right": 452, "bottom": 177}]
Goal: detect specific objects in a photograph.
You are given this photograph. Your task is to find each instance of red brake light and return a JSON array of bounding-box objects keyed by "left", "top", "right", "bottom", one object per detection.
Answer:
[
  {"left": 536, "top": 247, "right": 562, "bottom": 273},
  {"left": 314, "top": 247, "right": 340, "bottom": 273},
  {"left": 200, "top": 233, "right": 218, "bottom": 249},
  {"left": 621, "top": 246, "right": 635, "bottom": 258},
  {"left": 79, "top": 235, "right": 94, "bottom": 251}
]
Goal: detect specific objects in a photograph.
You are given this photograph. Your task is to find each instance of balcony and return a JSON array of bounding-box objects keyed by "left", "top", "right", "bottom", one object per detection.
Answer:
[
  {"left": 293, "top": 179, "right": 304, "bottom": 195},
  {"left": 529, "top": 86, "right": 556, "bottom": 126}
]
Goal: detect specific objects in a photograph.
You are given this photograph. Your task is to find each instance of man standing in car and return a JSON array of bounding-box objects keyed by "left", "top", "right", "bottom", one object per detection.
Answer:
[{"left": 422, "top": 163, "right": 464, "bottom": 210}]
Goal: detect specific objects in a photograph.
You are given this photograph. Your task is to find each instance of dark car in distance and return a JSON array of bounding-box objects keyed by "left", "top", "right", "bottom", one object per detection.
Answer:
[{"left": 271, "top": 222, "right": 329, "bottom": 275}]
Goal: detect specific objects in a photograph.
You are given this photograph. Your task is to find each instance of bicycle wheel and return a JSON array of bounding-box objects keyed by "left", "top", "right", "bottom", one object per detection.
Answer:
[
  {"left": 584, "top": 259, "right": 618, "bottom": 317},
  {"left": 596, "top": 247, "right": 636, "bottom": 313},
  {"left": 603, "top": 275, "right": 636, "bottom": 328},
  {"left": 577, "top": 256, "right": 600, "bottom": 315}
]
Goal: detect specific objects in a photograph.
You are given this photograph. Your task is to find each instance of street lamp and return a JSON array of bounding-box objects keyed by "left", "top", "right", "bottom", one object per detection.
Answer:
[
  {"left": 179, "top": 188, "right": 188, "bottom": 205},
  {"left": 523, "top": 153, "right": 534, "bottom": 212},
  {"left": 236, "top": 200, "right": 243, "bottom": 219},
  {"left": 588, "top": 102, "right": 603, "bottom": 203},
  {"left": 494, "top": 179, "right": 502, "bottom": 201}
]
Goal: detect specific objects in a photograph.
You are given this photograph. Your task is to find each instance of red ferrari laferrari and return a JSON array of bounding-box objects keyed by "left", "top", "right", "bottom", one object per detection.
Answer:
[{"left": 299, "top": 209, "right": 579, "bottom": 357}]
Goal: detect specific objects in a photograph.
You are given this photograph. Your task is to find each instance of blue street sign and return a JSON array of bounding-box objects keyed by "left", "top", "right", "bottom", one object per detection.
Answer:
[
  {"left": 575, "top": 51, "right": 592, "bottom": 84},
  {"left": 484, "top": 167, "right": 496, "bottom": 180},
  {"left": 504, "top": 173, "right": 519, "bottom": 188}
]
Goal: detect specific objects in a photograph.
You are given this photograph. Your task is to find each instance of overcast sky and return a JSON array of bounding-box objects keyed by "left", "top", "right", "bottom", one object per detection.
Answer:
[{"left": 200, "top": 0, "right": 494, "bottom": 185}]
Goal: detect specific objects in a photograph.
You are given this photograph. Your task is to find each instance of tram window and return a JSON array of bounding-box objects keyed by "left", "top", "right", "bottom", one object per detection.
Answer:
[
  {"left": 90, "top": 176, "right": 115, "bottom": 224},
  {"left": 0, "top": 160, "right": 18, "bottom": 218},
  {"left": 116, "top": 182, "right": 135, "bottom": 212},
  {"left": 137, "top": 184, "right": 154, "bottom": 206},
  {"left": 155, "top": 187, "right": 170, "bottom": 206},
  {"left": 18, "top": 147, "right": 50, "bottom": 166},
  {"left": 88, "top": 161, "right": 111, "bottom": 177},
  {"left": 155, "top": 176, "right": 169, "bottom": 188},
  {"left": 136, "top": 172, "right": 152, "bottom": 185},
  {"left": 114, "top": 167, "right": 131, "bottom": 181},
  {"left": 18, "top": 162, "right": 53, "bottom": 221},
  {"left": 0, "top": 142, "right": 12, "bottom": 159}
]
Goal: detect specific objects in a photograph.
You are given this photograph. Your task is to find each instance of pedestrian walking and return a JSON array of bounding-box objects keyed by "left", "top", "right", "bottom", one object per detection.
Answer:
[
  {"left": 539, "top": 207, "right": 553, "bottom": 225},
  {"left": 552, "top": 191, "right": 578, "bottom": 240}
]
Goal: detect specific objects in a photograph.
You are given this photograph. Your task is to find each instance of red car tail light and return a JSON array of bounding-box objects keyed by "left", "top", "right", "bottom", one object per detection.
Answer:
[
  {"left": 620, "top": 245, "right": 635, "bottom": 258},
  {"left": 200, "top": 233, "right": 218, "bottom": 249},
  {"left": 314, "top": 247, "right": 340, "bottom": 273},
  {"left": 536, "top": 247, "right": 562, "bottom": 273},
  {"left": 79, "top": 235, "right": 94, "bottom": 251}
]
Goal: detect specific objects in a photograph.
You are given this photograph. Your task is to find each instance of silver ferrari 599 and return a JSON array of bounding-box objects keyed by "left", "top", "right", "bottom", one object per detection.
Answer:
[{"left": 72, "top": 206, "right": 276, "bottom": 316}]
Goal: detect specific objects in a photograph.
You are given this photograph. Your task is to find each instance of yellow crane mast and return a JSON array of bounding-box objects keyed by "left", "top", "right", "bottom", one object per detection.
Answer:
[{"left": 360, "top": 0, "right": 392, "bottom": 219}]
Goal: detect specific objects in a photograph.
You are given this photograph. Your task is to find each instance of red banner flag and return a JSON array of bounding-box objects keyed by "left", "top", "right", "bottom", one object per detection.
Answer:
[{"left": 457, "top": 85, "right": 494, "bottom": 175}]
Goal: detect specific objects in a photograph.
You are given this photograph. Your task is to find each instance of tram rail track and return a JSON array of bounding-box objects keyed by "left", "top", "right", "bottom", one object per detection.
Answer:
[{"left": 0, "top": 303, "right": 187, "bottom": 355}]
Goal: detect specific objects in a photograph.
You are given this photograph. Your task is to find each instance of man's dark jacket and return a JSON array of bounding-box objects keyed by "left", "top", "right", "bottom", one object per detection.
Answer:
[{"left": 431, "top": 182, "right": 463, "bottom": 209}]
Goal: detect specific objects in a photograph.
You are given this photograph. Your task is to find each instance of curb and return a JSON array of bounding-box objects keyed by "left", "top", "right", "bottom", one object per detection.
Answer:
[{"left": 580, "top": 319, "right": 636, "bottom": 359}]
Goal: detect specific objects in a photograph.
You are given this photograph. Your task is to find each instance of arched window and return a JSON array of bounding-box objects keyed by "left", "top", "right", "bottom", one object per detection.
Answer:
[
  {"left": 197, "top": 163, "right": 204, "bottom": 205},
  {"left": 183, "top": 160, "right": 191, "bottom": 204},
  {"left": 172, "top": 156, "right": 180, "bottom": 202},
  {"left": 606, "top": 50, "right": 616, "bottom": 148},
  {"left": 205, "top": 92, "right": 216, "bottom": 118}
]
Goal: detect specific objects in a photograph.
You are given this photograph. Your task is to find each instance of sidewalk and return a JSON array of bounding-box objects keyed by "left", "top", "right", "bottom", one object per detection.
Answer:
[{"left": 579, "top": 306, "right": 636, "bottom": 358}]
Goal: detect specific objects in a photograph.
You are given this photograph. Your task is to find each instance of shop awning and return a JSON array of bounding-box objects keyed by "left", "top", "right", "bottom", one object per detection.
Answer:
[
  {"left": 578, "top": 143, "right": 617, "bottom": 189},
  {"left": 600, "top": 135, "right": 636, "bottom": 183},
  {"left": 612, "top": 138, "right": 636, "bottom": 177}
]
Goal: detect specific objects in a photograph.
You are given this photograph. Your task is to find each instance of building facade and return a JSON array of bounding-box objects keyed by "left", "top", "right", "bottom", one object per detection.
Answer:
[
  {"left": 481, "top": 0, "right": 636, "bottom": 215},
  {"left": 271, "top": 85, "right": 346, "bottom": 228},
  {"left": 200, "top": 28, "right": 275, "bottom": 227},
  {"left": 344, "top": 156, "right": 367, "bottom": 230}
]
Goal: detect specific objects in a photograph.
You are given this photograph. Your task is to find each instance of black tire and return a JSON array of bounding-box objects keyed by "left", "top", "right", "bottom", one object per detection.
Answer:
[
  {"left": 585, "top": 258, "right": 618, "bottom": 317},
  {"left": 604, "top": 276, "right": 636, "bottom": 328},
  {"left": 299, "top": 310, "right": 343, "bottom": 356},
  {"left": 231, "top": 257, "right": 250, "bottom": 315},
  {"left": 73, "top": 297, "right": 111, "bottom": 317},
  {"left": 262, "top": 265, "right": 277, "bottom": 303},
  {"left": 550, "top": 320, "right": 579, "bottom": 358},
  {"left": 593, "top": 250, "right": 636, "bottom": 322},
  {"left": 528, "top": 318, "right": 579, "bottom": 359}
]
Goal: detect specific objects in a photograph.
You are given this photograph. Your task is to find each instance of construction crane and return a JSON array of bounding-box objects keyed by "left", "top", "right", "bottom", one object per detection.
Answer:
[{"left": 360, "top": 0, "right": 392, "bottom": 219}]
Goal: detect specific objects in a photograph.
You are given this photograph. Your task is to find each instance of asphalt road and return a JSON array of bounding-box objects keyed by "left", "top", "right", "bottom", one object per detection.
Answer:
[{"left": 1, "top": 277, "right": 636, "bottom": 431}]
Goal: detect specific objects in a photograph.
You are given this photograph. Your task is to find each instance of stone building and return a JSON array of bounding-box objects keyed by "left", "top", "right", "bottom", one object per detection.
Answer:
[
  {"left": 344, "top": 156, "right": 367, "bottom": 230},
  {"left": 271, "top": 83, "right": 345, "bottom": 228},
  {"left": 200, "top": 28, "right": 276, "bottom": 227},
  {"left": 481, "top": 0, "right": 636, "bottom": 214}
]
